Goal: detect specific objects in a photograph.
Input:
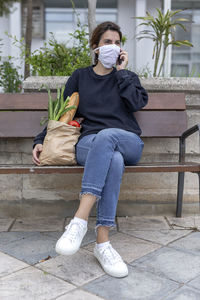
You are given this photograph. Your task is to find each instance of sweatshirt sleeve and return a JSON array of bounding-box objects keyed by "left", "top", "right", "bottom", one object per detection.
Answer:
[
  {"left": 115, "top": 70, "right": 148, "bottom": 112},
  {"left": 63, "top": 69, "right": 79, "bottom": 99},
  {"left": 33, "top": 126, "right": 47, "bottom": 149},
  {"left": 33, "top": 69, "right": 80, "bottom": 149}
]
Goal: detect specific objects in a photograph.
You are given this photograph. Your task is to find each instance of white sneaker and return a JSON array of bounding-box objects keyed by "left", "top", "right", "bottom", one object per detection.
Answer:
[
  {"left": 55, "top": 219, "right": 87, "bottom": 255},
  {"left": 94, "top": 242, "right": 128, "bottom": 278}
]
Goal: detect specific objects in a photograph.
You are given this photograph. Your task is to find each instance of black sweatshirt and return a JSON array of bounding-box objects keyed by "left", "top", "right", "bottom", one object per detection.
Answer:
[{"left": 33, "top": 66, "right": 148, "bottom": 148}]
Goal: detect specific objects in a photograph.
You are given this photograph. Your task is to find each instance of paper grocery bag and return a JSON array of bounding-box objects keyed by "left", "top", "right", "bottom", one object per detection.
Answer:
[{"left": 39, "top": 120, "right": 81, "bottom": 166}]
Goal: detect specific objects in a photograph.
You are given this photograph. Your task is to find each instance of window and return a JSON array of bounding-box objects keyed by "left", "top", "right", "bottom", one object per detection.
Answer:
[
  {"left": 44, "top": 0, "right": 118, "bottom": 43},
  {"left": 22, "top": 0, "right": 44, "bottom": 39},
  {"left": 171, "top": 1, "right": 200, "bottom": 76},
  {"left": 45, "top": 8, "right": 74, "bottom": 42}
]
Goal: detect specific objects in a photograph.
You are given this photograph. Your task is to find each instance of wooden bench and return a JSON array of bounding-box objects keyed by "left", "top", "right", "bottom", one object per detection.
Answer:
[{"left": 0, "top": 92, "right": 199, "bottom": 217}]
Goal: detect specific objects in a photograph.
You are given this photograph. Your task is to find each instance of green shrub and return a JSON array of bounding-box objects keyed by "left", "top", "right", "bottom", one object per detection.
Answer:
[
  {"left": 29, "top": 27, "right": 90, "bottom": 76},
  {"left": 10, "top": 18, "right": 91, "bottom": 77},
  {"left": 0, "top": 57, "right": 23, "bottom": 93}
]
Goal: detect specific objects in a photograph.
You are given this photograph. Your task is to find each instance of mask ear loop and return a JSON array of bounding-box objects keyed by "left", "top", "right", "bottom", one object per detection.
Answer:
[
  {"left": 93, "top": 47, "right": 99, "bottom": 53},
  {"left": 93, "top": 47, "right": 100, "bottom": 65}
]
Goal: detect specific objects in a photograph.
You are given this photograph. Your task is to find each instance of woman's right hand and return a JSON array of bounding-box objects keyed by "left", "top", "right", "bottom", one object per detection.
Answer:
[{"left": 32, "top": 144, "right": 43, "bottom": 165}]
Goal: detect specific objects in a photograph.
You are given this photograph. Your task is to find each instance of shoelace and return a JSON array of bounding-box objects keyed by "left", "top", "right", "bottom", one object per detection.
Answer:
[
  {"left": 63, "top": 221, "right": 85, "bottom": 243},
  {"left": 99, "top": 244, "right": 122, "bottom": 265}
]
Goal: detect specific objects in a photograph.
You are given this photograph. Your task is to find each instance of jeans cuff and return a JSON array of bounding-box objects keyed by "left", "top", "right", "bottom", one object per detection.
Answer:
[
  {"left": 79, "top": 192, "right": 100, "bottom": 202},
  {"left": 80, "top": 186, "right": 101, "bottom": 200},
  {"left": 95, "top": 221, "right": 117, "bottom": 235}
]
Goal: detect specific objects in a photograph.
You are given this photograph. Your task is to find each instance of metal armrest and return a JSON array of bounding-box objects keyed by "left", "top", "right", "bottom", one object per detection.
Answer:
[
  {"left": 181, "top": 124, "right": 200, "bottom": 140},
  {"left": 179, "top": 124, "right": 200, "bottom": 163}
]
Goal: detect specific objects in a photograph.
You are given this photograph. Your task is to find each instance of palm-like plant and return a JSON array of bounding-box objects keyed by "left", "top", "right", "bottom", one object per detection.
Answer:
[{"left": 135, "top": 9, "right": 193, "bottom": 77}]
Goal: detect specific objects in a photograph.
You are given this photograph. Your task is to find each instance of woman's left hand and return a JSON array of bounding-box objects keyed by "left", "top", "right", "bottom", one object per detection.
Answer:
[{"left": 116, "top": 49, "right": 128, "bottom": 71}]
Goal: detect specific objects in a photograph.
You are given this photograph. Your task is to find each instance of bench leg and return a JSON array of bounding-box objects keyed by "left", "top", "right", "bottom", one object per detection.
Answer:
[{"left": 176, "top": 172, "right": 185, "bottom": 217}]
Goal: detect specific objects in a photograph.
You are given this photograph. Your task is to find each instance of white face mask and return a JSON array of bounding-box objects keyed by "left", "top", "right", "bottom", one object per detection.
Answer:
[{"left": 94, "top": 44, "right": 120, "bottom": 69}]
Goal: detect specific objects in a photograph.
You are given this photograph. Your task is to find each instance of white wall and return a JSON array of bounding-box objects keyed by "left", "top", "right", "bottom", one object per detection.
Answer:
[
  {"left": 9, "top": 2, "right": 21, "bottom": 59},
  {"left": 135, "top": 0, "right": 147, "bottom": 73},
  {"left": 146, "top": 0, "right": 162, "bottom": 75},
  {"left": 118, "top": 0, "right": 162, "bottom": 75},
  {"left": 135, "top": 0, "right": 162, "bottom": 75},
  {"left": 0, "top": 2, "right": 22, "bottom": 73},
  {"left": 0, "top": 14, "right": 10, "bottom": 57},
  {"left": 118, "top": 0, "right": 135, "bottom": 71}
]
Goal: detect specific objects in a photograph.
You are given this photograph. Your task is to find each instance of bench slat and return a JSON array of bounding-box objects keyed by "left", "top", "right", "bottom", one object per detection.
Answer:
[
  {"left": 136, "top": 111, "right": 187, "bottom": 137},
  {"left": 0, "top": 110, "right": 187, "bottom": 138},
  {"left": 143, "top": 93, "right": 186, "bottom": 110},
  {"left": 0, "top": 93, "right": 185, "bottom": 111},
  {"left": 0, "top": 93, "right": 55, "bottom": 110},
  {"left": 0, "top": 163, "right": 199, "bottom": 174},
  {"left": 0, "top": 111, "right": 47, "bottom": 137}
]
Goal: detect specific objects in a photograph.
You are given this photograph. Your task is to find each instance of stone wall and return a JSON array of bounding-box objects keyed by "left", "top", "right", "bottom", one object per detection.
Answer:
[{"left": 0, "top": 77, "right": 199, "bottom": 217}]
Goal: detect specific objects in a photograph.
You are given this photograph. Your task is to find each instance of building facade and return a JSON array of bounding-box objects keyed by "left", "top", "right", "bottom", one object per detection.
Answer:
[{"left": 0, "top": 0, "right": 200, "bottom": 77}]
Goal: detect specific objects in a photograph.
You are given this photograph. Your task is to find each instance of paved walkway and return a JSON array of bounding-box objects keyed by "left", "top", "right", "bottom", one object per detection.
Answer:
[{"left": 1, "top": 215, "right": 200, "bottom": 299}]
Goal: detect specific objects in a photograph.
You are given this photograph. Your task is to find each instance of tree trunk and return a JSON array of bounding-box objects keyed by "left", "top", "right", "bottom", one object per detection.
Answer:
[
  {"left": 24, "top": 0, "right": 32, "bottom": 79},
  {"left": 88, "top": 0, "right": 97, "bottom": 62}
]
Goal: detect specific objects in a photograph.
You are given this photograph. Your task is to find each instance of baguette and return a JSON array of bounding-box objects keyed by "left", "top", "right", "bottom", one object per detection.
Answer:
[{"left": 59, "top": 92, "right": 79, "bottom": 124}]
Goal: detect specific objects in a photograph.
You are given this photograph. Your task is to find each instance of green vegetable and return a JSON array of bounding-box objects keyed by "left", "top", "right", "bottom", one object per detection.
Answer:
[{"left": 40, "top": 85, "right": 76, "bottom": 126}]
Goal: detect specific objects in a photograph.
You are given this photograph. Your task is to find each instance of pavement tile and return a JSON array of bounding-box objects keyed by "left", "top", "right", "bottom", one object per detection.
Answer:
[
  {"left": 131, "top": 246, "right": 200, "bottom": 283},
  {"left": 42, "top": 229, "right": 101, "bottom": 248},
  {"left": 55, "top": 289, "right": 104, "bottom": 300},
  {"left": 0, "top": 231, "right": 36, "bottom": 246},
  {"left": 0, "top": 219, "right": 14, "bottom": 232},
  {"left": 188, "top": 274, "right": 200, "bottom": 291},
  {"left": 0, "top": 251, "right": 28, "bottom": 277},
  {"left": 42, "top": 225, "right": 117, "bottom": 250},
  {"left": 83, "top": 265, "right": 179, "bottom": 300},
  {"left": 0, "top": 266, "right": 75, "bottom": 300},
  {"left": 82, "top": 229, "right": 101, "bottom": 247},
  {"left": 64, "top": 217, "right": 97, "bottom": 229},
  {"left": 117, "top": 216, "right": 170, "bottom": 231},
  {"left": 64, "top": 216, "right": 119, "bottom": 232},
  {"left": 163, "top": 286, "right": 200, "bottom": 300},
  {"left": 169, "top": 231, "right": 200, "bottom": 256},
  {"left": 84, "top": 232, "right": 161, "bottom": 263},
  {"left": 166, "top": 215, "right": 200, "bottom": 230},
  {"left": 41, "top": 231, "right": 63, "bottom": 240},
  {"left": 0, "top": 232, "right": 58, "bottom": 265},
  {"left": 82, "top": 227, "right": 117, "bottom": 247},
  {"left": 35, "top": 248, "right": 104, "bottom": 286},
  {"left": 119, "top": 229, "right": 192, "bottom": 246},
  {"left": 11, "top": 217, "right": 65, "bottom": 231},
  {"left": 64, "top": 217, "right": 117, "bottom": 247}
]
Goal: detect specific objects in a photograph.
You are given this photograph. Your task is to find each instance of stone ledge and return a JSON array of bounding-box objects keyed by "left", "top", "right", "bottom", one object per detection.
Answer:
[
  {"left": 23, "top": 76, "right": 68, "bottom": 92},
  {"left": 0, "top": 199, "right": 198, "bottom": 218},
  {"left": 23, "top": 76, "right": 200, "bottom": 93},
  {"left": 140, "top": 77, "right": 200, "bottom": 93}
]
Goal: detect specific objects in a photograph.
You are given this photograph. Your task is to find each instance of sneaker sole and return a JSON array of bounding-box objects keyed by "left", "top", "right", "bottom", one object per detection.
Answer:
[
  {"left": 94, "top": 252, "right": 129, "bottom": 278},
  {"left": 55, "top": 245, "right": 79, "bottom": 256},
  {"left": 55, "top": 227, "right": 88, "bottom": 256}
]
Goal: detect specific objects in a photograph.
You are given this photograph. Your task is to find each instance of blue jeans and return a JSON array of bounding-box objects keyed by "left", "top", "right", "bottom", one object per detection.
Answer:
[{"left": 75, "top": 128, "right": 144, "bottom": 229}]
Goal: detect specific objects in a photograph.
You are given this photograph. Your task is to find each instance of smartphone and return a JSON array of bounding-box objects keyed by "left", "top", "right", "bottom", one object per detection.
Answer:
[{"left": 118, "top": 55, "right": 123, "bottom": 65}]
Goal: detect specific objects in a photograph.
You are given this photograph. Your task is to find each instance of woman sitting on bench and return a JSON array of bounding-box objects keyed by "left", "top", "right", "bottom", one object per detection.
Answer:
[{"left": 32, "top": 21, "right": 148, "bottom": 278}]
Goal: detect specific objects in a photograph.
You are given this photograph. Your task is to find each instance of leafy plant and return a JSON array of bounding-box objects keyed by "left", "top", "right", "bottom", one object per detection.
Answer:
[
  {"left": 136, "top": 64, "right": 152, "bottom": 78},
  {"left": 9, "top": 11, "right": 91, "bottom": 76},
  {"left": 0, "top": 56, "right": 22, "bottom": 93},
  {"left": 0, "top": 0, "right": 20, "bottom": 16},
  {"left": 30, "top": 27, "right": 90, "bottom": 76},
  {"left": 40, "top": 86, "right": 76, "bottom": 126},
  {"left": 135, "top": 9, "right": 193, "bottom": 77}
]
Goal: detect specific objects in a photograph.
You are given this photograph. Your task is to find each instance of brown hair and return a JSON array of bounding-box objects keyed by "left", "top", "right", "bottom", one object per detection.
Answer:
[{"left": 90, "top": 21, "right": 122, "bottom": 65}]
